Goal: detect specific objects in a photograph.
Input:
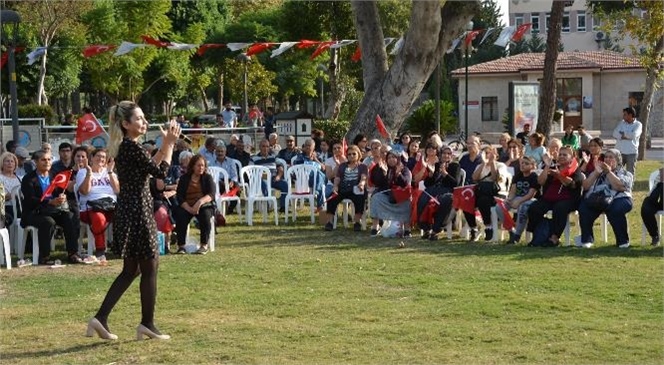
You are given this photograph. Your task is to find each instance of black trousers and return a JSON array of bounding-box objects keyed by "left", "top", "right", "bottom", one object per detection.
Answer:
[
  {"left": 463, "top": 194, "right": 495, "bottom": 229},
  {"left": 326, "top": 191, "right": 366, "bottom": 216},
  {"left": 527, "top": 198, "right": 578, "bottom": 238},
  {"left": 174, "top": 205, "right": 215, "bottom": 246},
  {"left": 641, "top": 182, "right": 663, "bottom": 238},
  {"left": 21, "top": 209, "right": 78, "bottom": 259}
]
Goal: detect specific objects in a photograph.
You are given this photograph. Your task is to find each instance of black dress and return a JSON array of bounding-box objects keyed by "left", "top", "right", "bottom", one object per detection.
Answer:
[{"left": 112, "top": 138, "right": 169, "bottom": 259}]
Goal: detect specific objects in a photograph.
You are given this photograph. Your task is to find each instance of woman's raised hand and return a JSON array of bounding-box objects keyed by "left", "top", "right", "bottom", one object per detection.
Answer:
[{"left": 160, "top": 120, "right": 182, "bottom": 146}]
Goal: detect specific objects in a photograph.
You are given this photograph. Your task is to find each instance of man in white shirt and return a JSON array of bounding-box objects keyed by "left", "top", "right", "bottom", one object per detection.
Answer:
[
  {"left": 198, "top": 137, "right": 218, "bottom": 164},
  {"left": 612, "top": 107, "right": 642, "bottom": 175},
  {"left": 220, "top": 102, "right": 237, "bottom": 128}
]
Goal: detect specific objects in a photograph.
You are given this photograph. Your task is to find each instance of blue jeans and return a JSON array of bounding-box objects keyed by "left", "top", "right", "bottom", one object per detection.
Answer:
[
  {"left": 261, "top": 179, "right": 289, "bottom": 208},
  {"left": 579, "top": 196, "right": 633, "bottom": 246}
]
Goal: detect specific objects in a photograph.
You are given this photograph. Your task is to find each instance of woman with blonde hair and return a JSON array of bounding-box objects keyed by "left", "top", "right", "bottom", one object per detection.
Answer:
[
  {"left": 0, "top": 152, "right": 22, "bottom": 226},
  {"left": 86, "top": 101, "right": 180, "bottom": 341}
]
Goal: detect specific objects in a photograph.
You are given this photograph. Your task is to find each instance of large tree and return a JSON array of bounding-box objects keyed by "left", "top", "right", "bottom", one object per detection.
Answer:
[
  {"left": 536, "top": 0, "right": 566, "bottom": 138},
  {"left": 347, "top": 0, "right": 480, "bottom": 140},
  {"left": 591, "top": 0, "right": 664, "bottom": 160}
]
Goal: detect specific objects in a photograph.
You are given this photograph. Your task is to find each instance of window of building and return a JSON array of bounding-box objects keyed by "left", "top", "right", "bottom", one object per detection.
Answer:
[
  {"left": 481, "top": 97, "right": 499, "bottom": 122},
  {"left": 531, "top": 14, "right": 540, "bottom": 33},
  {"left": 562, "top": 12, "right": 570, "bottom": 33},
  {"left": 577, "top": 12, "right": 586, "bottom": 32},
  {"left": 515, "top": 14, "right": 524, "bottom": 27},
  {"left": 592, "top": 15, "right": 601, "bottom": 31},
  {"left": 546, "top": 12, "right": 551, "bottom": 32}
]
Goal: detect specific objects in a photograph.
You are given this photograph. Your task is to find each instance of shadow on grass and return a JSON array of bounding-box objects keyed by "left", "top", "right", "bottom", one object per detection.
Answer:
[
  {"left": 0, "top": 341, "right": 110, "bottom": 361},
  {"left": 217, "top": 221, "right": 664, "bottom": 260}
]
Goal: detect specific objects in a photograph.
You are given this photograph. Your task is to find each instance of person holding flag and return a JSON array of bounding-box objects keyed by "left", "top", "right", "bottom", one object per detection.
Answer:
[{"left": 20, "top": 150, "right": 79, "bottom": 265}]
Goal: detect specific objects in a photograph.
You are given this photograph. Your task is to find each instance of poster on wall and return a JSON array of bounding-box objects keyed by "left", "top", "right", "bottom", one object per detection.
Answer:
[{"left": 509, "top": 81, "right": 539, "bottom": 136}]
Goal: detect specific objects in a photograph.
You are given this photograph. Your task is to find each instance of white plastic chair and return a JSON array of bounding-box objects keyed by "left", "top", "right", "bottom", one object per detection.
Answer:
[
  {"left": 240, "top": 165, "right": 279, "bottom": 226},
  {"left": 284, "top": 164, "right": 320, "bottom": 224},
  {"left": 13, "top": 188, "right": 52, "bottom": 265},
  {"left": 642, "top": 170, "right": 663, "bottom": 245},
  {"left": 210, "top": 166, "right": 243, "bottom": 223},
  {"left": 0, "top": 228, "right": 11, "bottom": 269},
  {"left": 445, "top": 169, "right": 466, "bottom": 239},
  {"left": 332, "top": 199, "right": 367, "bottom": 230},
  {"left": 8, "top": 186, "right": 21, "bottom": 253}
]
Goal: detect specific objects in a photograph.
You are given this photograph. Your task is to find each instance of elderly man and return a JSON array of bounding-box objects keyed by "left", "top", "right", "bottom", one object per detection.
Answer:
[
  {"left": 292, "top": 139, "right": 327, "bottom": 210},
  {"left": 230, "top": 136, "right": 251, "bottom": 167},
  {"left": 277, "top": 135, "right": 299, "bottom": 165},
  {"left": 21, "top": 150, "right": 80, "bottom": 264},
  {"left": 268, "top": 133, "right": 282, "bottom": 154},
  {"left": 251, "top": 139, "right": 288, "bottom": 212},
  {"left": 211, "top": 141, "right": 240, "bottom": 214},
  {"left": 198, "top": 137, "right": 218, "bottom": 164},
  {"left": 15, "top": 147, "right": 32, "bottom": 178}
]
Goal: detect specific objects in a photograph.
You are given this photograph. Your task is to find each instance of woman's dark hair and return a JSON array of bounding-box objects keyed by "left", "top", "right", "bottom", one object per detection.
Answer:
[
  {"left": 407, "top": 140, "right": 420, "bottom": 156},
  {"left": 589, "top": 137, "right": 604, "bottom": 148},
  {"left": 186, "top": 154, "right": 207, "bottom": 175},
  {"left": 91, "top": 148, "right": 108, "bottom": 158},
  {"left": 73, "top": 145, "right": 91, "bottom": 158},
  {"left": 399, "top": 132, "right": 411, "bottom": 143},
  {"left": 352, "top": 134, "right": 366, "bottom": 146}
]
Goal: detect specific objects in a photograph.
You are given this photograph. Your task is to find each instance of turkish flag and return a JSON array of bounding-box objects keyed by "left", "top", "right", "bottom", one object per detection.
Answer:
[
  {"left": 76, "top": 113, "right": 104, "bottom": 144},
  {"left": 351, "top": 45, "right": 362, "bottom": 62},
  {"left": 494, "top": 197, "right": 515, "bottom": 230},
  {"left": 297, "top": 40, "right": 320, "bottom": 49},
  {"left": 391, "top": 185, "right": 412, "bottom": 204},
  {"left": 310, "top": 41, "right": 335, "bottom": 60},
  {"left": 141, "top": 35, "right": 171, "bottom": 48},
  {"left": 452, "top": 185, "right": 476, "bottom": 214},
  {"left": 196, "top": 43, "right": 225, "bottom": 56},
  {"left": 82, "top": 45, "right": 116, "bottom": 58},
  {"left": 41, "top": 170, "right": 72, "bottom": 201},
  {"left": 221, "top": 185, "right": 240, "bottom": 198},
  {"left": 375, "top": 114, "right": 389, "bottom": 139},
  {"left": 246, "top": 42, "right": 274, "bottom": 56},
  {"left": 464, "top": 30, "right": 482, "bottom": 47},
  {"left": 511, "top": 23, "right": 532, "bottom": 42}
]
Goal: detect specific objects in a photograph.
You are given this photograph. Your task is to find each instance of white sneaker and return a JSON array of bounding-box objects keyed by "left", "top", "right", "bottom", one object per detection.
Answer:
[
  {"left": 581, "top": 242, "right": 593, "bottom": 248},
  {"left": 618, "top": 243, "right": 630, "bottom": 249}
]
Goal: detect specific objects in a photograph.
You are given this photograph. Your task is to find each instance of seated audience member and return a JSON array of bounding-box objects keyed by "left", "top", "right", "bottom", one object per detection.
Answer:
[
  {"left": 318, "top": 139, "right": 331, "bottom": 161},
  {"left": 458, "top": 136, "right": 483, "bottom": 185},
  {"left": 251, "top": 139, "right": 288, "bottom": 211},
  {"left": 51, "top": 142, "right": 74, "bottom": 174},
  {"left": 392, "top": 133, "right": 411, "bottom": 156},
  {"left": 0, "top": 152, "right": 22, "bottom": 226},
  {"left": 311, "top": 129, "right": 324, "bottom": 153},
  {"left": 504, "top": 139, "right": 523, "bottom": 172},
  {"left": 15, "top": 147, "right": 32, "bottom": 178},
  {"left": 21, "top": 150, "right": 80, "bottom": 264},
  {"left": 405, "top": 140, "right": 421, "bottom": 172},
  {"left": 412, "top": 143, "right": 440, "bottom": 187},
  {"left": 641, "top": 168, "right": 664, "bottom": 246},
  {"left": 363, "top": 139, "right": 383, "bottom": 167},
  {"left": 561, "top": 124, "right": 580, "bottom": 150},
  {"left": 172, "top": 139, "right": 190, "bottom": 167},
  {"left": 579, "top": 137, "right": 604, "bottom": 176},
  {"left": 352, "top": 134, "right": 370, "bottom": 160},
  {"left": 369, "top": 147, "right": 412, "bottom": 237},
  {"left": 292, "top": 139, "right": 327, "bottom": 210},
  {"left": 526, "top": 146, "right": 584, "bottom": 247},
  {"left": 427, "top": 132, "right": 444, "bottom": 149},
  {"left": 466, "top": 146, "right": 503, "bottom": 241},
  {"left": 268, "top": 132, "right": 282, "bottom": 154},
  {"left": 323, "top": 145, "right": 368, "bottom": 231},
  {"left": 505, "top": 156, "right": 540, "bottom": 244},
  {"left": 497, "top": 133, "right": 511, "bottom": 163},
  {"left": 277, "top": 135, "right": 300, "bottom": 164},
  {"left": 524, "top": 132, "right": 546, "bottom": 166},
  {"left": 198, "top": 137, "right": 218, "bottom": 164},
  {"left": 577, "top": 125, "right": 592, "bottom": 151},
  {"left": 226, "top": 134, "right": 239, "bottom": 157},
  {"left": 541, "top": 137, "right": 563, "bottom": 169},
  {"left": 324, "top": 141, "right": 347, "bottom": 183},
  {"left": 515, "top": 123, "right": 531, "bottom": 146},
  {"left": 211, "top": 141, "right": 240, "bottom": 213},
  {"left": 416, "top": 145, "right": 459, "bottom": 240},
  {"left": 174, "top": 155, "right": 216, "bottom": 255},
  {"left": 76, "top": 148, "right": 119, "bottom": 260},
  {"left": 230, "top": 137, "right": 251, "bottom": 167},
  {"left": 577, "top": 149, "right": 634, "bottom": 248}
]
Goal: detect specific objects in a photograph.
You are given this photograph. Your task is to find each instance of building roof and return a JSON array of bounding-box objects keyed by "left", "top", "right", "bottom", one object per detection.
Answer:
[{"left": 451, "top": 51, "right": 643, "bottom": 76}]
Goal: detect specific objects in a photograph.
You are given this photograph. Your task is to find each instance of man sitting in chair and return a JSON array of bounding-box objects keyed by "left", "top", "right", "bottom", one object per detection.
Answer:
[
  {"left": 251, "top": 140, "right": 289, "bottom": 212},
  {"left": 292, "top": 139, "right": 327, "bottom": 211},
  {"left": 210, "top": 141, "right": 240, "bottom": 214}
]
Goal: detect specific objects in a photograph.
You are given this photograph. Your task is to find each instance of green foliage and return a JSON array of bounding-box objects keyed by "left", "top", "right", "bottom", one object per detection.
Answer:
[
  {"left": 167, "top": 0, "right": 231, "bottom": 38},
  {"left": 404, "top": 100, "right": 457, "bottom": 136},
  {"left": 338, "top": 74, "right": 364, "bottom": 122},
  {"left": 223, "top": 58, "right": 278, "bottom": 105},
  {"left": 313, "top": 119, "right": 351, "bottom": 142},
  {"left": 501, "top": 107, "right": 510, "bottom": 133},
  {"left": 18, "top": 104, "right": 55, "bottom": 124}
]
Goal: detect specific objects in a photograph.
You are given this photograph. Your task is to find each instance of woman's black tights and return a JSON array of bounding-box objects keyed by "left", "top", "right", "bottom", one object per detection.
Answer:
[{"left": 95, "top": 256, "right": 159, "bottom": 332}]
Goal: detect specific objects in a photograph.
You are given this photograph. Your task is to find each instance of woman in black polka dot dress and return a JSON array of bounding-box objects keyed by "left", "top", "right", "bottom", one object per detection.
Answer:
[{"left": 85, "top": 101, "right": 181, "bottom": 341}]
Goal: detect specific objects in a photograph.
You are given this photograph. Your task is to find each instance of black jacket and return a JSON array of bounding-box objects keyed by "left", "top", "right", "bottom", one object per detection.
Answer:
[
  {"left": 21, "top": 170, "right": 66, "bottom": 216},
  {"left": 175, "top": 172, "right": 217, "bottom": 208}
]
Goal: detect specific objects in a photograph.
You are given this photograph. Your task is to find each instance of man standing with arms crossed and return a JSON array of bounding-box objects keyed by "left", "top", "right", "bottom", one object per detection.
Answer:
[{"left": 612, "top": 107, "right": 642, "bottom": 175}]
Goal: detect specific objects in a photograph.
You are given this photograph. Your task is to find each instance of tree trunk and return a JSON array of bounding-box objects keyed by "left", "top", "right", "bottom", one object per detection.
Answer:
[
  {"left": 199, "top": 85, "right": 210, "bottom": 112},
  {"left": 37, "top": 49, "right": 49, "bottom": 105},
  {"left": 536, "top": 0, "right": 565, "bottom": 138},
  {"left": 326, "top": 50, "right": 344, "bottom": 120},
  {"left": 347, "top": 1, "right": 479, "bottom": 141},
  {"left": 217, "top": 69, "right": 224, "bottom": 112},
  {"left": 637, "top": 37, "right": 664, "bottom": 160}
]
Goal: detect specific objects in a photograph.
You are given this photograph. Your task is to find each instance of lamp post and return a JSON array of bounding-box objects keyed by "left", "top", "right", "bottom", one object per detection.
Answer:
[
  {"left": 236, "top": 53, "right": 251, "bottom": 122},
  {"left": 464, "top": 20, "right": 474, "bottom": 141},
  {"left": 316, "top": 64, "right": 327, "bottom": 119},
  {"left": 1, "top": 10, "right": 21, "bottom": 143}
]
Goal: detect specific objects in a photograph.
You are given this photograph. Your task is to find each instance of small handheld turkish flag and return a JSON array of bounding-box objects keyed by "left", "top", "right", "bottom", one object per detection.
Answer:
[
  {"left": 452, "top": 185, "right": 476, "bottom": 214},
  {"left": 375, "top": 114, "right": 389, "bottom": 139},
  {"left": 41, "top": 170, "right": 72, "bottom": 201},
  {"left": 76, "top": 113, "right": 105, "bottom": 144},
  {"left": 494, "top": 197, "right": 515, "bottom": 230}
]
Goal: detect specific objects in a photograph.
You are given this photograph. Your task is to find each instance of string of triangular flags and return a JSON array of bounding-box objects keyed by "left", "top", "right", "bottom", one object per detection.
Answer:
[{"left": 2, "top": 23, "right": 531, "bottom": 69}]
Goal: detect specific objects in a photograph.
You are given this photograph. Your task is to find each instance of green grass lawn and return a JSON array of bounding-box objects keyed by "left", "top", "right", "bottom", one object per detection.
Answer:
[{"left": 1, "top": 161, "right": 662, "bottom": 364}]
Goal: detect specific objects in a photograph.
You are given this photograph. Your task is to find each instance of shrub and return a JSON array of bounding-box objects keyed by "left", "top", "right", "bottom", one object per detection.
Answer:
[
  {"left": 18, "top": 104, "right": 56, "bottom": 125},
  {"left": 404, "top": 100, "right": 457, "bottom": 137},
  {"left": 313, "top": 119, "right": 351, "bottom": 143}
]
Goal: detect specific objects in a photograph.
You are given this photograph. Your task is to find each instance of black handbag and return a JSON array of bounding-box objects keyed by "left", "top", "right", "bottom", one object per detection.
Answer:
[
  {"left": 476, "top": 181, "right": 499, "bottom": 197},
  {"left": 87, "top": 197, "right": 116, "bottom": 212},
  {"left": 586, "top": 190, "right": 612, "bottom": 211}
]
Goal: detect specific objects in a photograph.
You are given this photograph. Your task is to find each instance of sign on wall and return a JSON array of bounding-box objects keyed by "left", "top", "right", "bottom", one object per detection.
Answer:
[{"left": 509, "top": 81, "right": 539, "bottom": 136}]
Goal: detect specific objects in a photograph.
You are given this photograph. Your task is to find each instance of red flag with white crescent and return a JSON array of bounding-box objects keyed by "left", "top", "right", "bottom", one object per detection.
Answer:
[
  {"left": 452, "top": 185, "right": 476, "bottom": 214},
  {"left": 342, "top": 138, "right": 348, "bottom": 157},
  {"left": 76, "top": 113, "right": 105, "bottom": 144},
  {"left": 310, "top": 41, "right": 335, "bottom": 60},
  {"left": 375, "top": 114, "right": 389, "bottom": 139},
  {"left": 494, "top": 197, "right": 515, "bottom": 230},
  {"left": 196, "top": 43, "right": 225, "bottom": 56},
  {"left": 141, "top": 35, "right": 171, "bottom": 48},
  {"left": 511, "top": 23, "right": 532, "bottom": 42},
  {"left": 41, "top": 170, "right": 72, "bottom": 201},
  {"left": 246, "top": 42, "right": 274, "bottom": 56},
  {"left": 82, "top": 45, "right": 116, "bottom": 58}
]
